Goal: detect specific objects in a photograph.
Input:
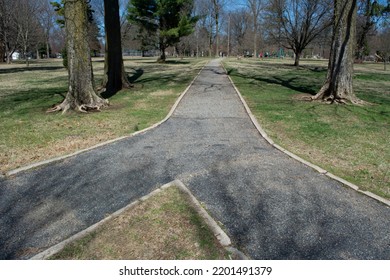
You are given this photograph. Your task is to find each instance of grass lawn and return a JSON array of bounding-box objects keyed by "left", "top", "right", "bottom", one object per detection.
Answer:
[
  {"left": 49, "top": 186, "right": 229, "bottom": 260},
  {"left": 0, "top": 57, "right": 207, "bottom": 173},
  {"left": 224, "top": 58, "right": 389, "bottom": 199}
]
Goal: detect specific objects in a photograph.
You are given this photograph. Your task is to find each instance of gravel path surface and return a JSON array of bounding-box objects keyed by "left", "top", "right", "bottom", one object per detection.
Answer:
[{"left": 1, "top": 59, "right": 389, "bottom": 260}]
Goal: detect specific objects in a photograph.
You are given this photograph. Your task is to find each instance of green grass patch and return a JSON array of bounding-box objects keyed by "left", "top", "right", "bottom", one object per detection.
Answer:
[
  {"left": 49, "top": 186, "right": 229, "bottom": 260},
  {"left": 0, "top": 57, "right": 208, "bottom": 172},
  {"left": 224, "top": 58, "right": 390, "bottom": 199}
]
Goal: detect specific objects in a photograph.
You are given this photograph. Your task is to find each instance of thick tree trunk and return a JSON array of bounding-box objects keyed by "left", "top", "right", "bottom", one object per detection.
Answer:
[
  {"left": 5, "top": 43, "right": 13, "bottom": 64},
  {"left": 48, "top": 0, "right": 108, "bottom": 113},
  {"left": 100, "top": 0, "right": 131, "bottom": 98},
  {"left": 312, "top": 0, "right": 363, "bottom": 104},
  {"left": 159, "top": 45, "right": 166, "bottom": 62},
  {"left": 0, "top": 46, "right": 4, "bottom": 62},
  {"left": 294, "top": 51, "right": 301, "bottom": 66}
]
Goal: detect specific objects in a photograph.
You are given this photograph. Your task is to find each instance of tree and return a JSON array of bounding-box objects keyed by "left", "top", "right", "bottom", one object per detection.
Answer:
[
  {"left": 266, "top": 0, "right": 332, "bottom": 66},
  {"left": 0, "top": 0, "right": 20, "bottom": 64},
  {"left": 211, "top": 0, "right": 222, "bottom": 57},
  {"left": 37, "top": 0, "right": 56, "bottom": 59},
  {"left": 372, "top": 26, "right": 390, "bottom": 70},
  {"left": 100, "top": 0, "right": 131, "bottom": 97},
  {"left": 128, "top": 0, "right": 198, "bottom": 62},
  {"left": 196, "top": 0, "right": 216, "bottom": 57},
  {"left": 48, "top": 0, "right": 108, "bottom": 113},
  {"left": 312, "top": 0, "right": 363, "bottom": 104},
  {"left": 246, "top": 0, "right": 262, "bottom": 58},
  {"left": 230, "top": 9, "right": 251, "bottom": 55},
  {"left": 15, "top": 0, "right": 43, "bottom": 66},
  {"left": 356, "top": 0, "right": 390, "bottom": 61}
]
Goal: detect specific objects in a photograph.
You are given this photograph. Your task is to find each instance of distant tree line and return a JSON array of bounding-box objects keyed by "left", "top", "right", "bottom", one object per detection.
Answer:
[
  {"left": 2, "top": 0, "right": 389, "bottom": 112},
  {"left": 1, "top": 0, "right": 388, "bottom": 65},
  {"left": 0, "top": 0, "right": 101, "bottom": 65}
]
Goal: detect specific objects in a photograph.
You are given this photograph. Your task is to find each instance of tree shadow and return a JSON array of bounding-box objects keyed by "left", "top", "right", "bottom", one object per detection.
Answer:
[
  {"left": 164, "top": 60, "right": 191, "bottom": 65},
  {"left": 101, "top": 68, "right": 144, "bottom": 99},
  {"left": 1, "top": 87, "right": 67, "bottom": 115},
  {"left": 0, "top": 66, "right": 65, "bottom": 74},
  {"left": 232, "top": 71, "right": 319, "bottom": 95},
  {"left": 128, "top": 68, "right": 144, "bottom": 83}
]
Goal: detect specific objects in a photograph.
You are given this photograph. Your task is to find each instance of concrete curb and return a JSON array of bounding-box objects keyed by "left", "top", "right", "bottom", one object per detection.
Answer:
[
  {"left": 6, "top": 63, "right": 206, "bottom": 177},
  {"left": 30, "top": 180, "right": 248, "bottom": 260},
  {"left": 222, "top": 62, "right": 390, "bottom": 208}
]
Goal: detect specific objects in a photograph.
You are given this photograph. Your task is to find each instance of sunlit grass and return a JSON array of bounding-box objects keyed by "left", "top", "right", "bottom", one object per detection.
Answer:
[
  {"left": 0, "top": 57, "right": 208, "bottom": 172},
  {"left": 224, "top": 58, "right": 390, "bottom": 198}
]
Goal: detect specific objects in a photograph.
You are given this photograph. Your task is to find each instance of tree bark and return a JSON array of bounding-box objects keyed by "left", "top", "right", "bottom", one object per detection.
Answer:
[
  {"left": 212, "top": 0, "right": 219, "bottom": 57},
  {"left": 159, "top": 43, "right": 167, "bottom": 62},
  {"left": 294, "top": 51, "right": 301, "bottom": 66},
  {"left": 48, "top": 0, "right": 108, "bottom": 113},
  {"left": 312, "top": 0, "right": 363, "bottom": 104},
  {"left": 100, "top": 0, "right": 131, "bottom": 98}
]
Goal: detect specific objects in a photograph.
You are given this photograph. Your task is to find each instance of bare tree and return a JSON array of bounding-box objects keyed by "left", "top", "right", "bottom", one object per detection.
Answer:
[
  {"left": 37, "top": 0, "right": 56, "bottom": 58},
  {"left": 267, "top": 0, "right": 332, "bottom": 66},
  {"left": 356, "top": 0, "right": 390, "bottom": 61},
  {"left": 230, "top": 9, "right": 251, "bottom": 55},
  {"left": 0, "top": 0, "right": 20, "bottom": 64},
  {"left": 15, "top": 0, "right": 43, "bottom": 66},
  {"left": 48, "top": 0, "right": 108, "bottom": 113},
  {"left": 246, "top": 0, "right": 262, "bottom": 58},
  {"left": 371, "top": 27, "right": 390, "bottom": 70},
  {"left": 196, "top": 0, "right": 215, "bottom": 57},
  {"left": 312, "top": 0, "right": 364, "bottom": 104}
]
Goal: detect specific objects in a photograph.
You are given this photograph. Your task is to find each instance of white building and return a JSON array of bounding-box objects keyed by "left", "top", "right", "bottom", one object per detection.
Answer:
[{"left": 12, "top": 52, "right": 20, "bottom": 60}]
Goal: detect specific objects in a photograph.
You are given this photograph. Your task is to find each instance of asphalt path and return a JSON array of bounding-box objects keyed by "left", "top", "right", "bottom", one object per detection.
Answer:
[{"left": 1, "top": 59, "right": 389, "bottom": 260}]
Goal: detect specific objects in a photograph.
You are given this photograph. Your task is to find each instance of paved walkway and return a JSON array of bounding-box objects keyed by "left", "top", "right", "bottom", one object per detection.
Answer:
[{"left": 1, "top": 60, "right": 389, "bottom": 260}]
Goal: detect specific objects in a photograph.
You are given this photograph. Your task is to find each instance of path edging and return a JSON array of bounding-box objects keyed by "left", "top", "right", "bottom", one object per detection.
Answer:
[
  {"left": 30, "top": 180, "right": 248, "bottom": 260},
  {"left": 223, "top": 62, "right": 390, "bottom": 208},
  {"left": 6, "top": 63, "right": 206, "bottom": 177}
]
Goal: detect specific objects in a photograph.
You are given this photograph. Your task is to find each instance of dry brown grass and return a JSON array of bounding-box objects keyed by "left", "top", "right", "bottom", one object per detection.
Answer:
[
  {"left": 0, "top": 58, "right": 207, "bottom": 174},
  {"left": 50, "top": 186, "right": 229, "bottom": 260}
]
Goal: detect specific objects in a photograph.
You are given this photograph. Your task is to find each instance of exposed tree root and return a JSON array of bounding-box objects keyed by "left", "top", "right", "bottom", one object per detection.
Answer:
[
  {"left": 311, "top": 94, "right": 370, "bottom": 106},
  {"left": 47, "top": 97, "right": 109, "bottom": 114},
  {"left": 310, "top": 83, "right": 370, "bottom": 106}
]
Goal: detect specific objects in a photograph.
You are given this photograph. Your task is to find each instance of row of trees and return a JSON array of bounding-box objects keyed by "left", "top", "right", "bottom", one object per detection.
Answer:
[
  {"left": 1, "top": 0, "right": 388, "bottom": 66},
  {"left": 187, "top": 0, "right": 388, "bottom": 66},
  {"left": 1, "top": 0, "right": 389, "bottom": 112}
]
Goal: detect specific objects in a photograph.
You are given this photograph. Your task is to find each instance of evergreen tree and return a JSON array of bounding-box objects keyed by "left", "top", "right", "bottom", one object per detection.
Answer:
[{"left": 128, "top": 0, "right": 198, "bottom": 62}]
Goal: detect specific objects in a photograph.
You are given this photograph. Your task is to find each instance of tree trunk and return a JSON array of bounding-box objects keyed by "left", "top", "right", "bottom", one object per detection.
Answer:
[
  {"left": 312, "top": 0, "right": 363, "bottom": 104},
  {"left": 5, "top": 43, "right": 13, "bottom": 64},
  {"left": 48, "top": 0, "right": 108, "bottom": 113},
  {"left": 212, "top": 0, "right": 219, "bottom": 57},
  {"left": 294, "top": 51, "right": 301, "bottom": 66},
  {"left": 253, "top": 31, "right": 257, "bottom": 59},
  {"left": 215, "top": 13, "right": 219, "bottom": 57},
  {"left": 46, "top": 39, "right": 50, "bottom": 59},
  {"left": 6, "top": 52, "right": 11, "bottom": 64},
  {"left": 159, "top": 44, "right": 166, "bottom": 62},
  {"left": 100, "top": 0, "right": 131, "bottom": 98},
  {"left": 0, "top": 45, "right": 4, "bottom": 62},
  {"left": 24, "top": 44, "right": 29, "bottom": 67}
]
